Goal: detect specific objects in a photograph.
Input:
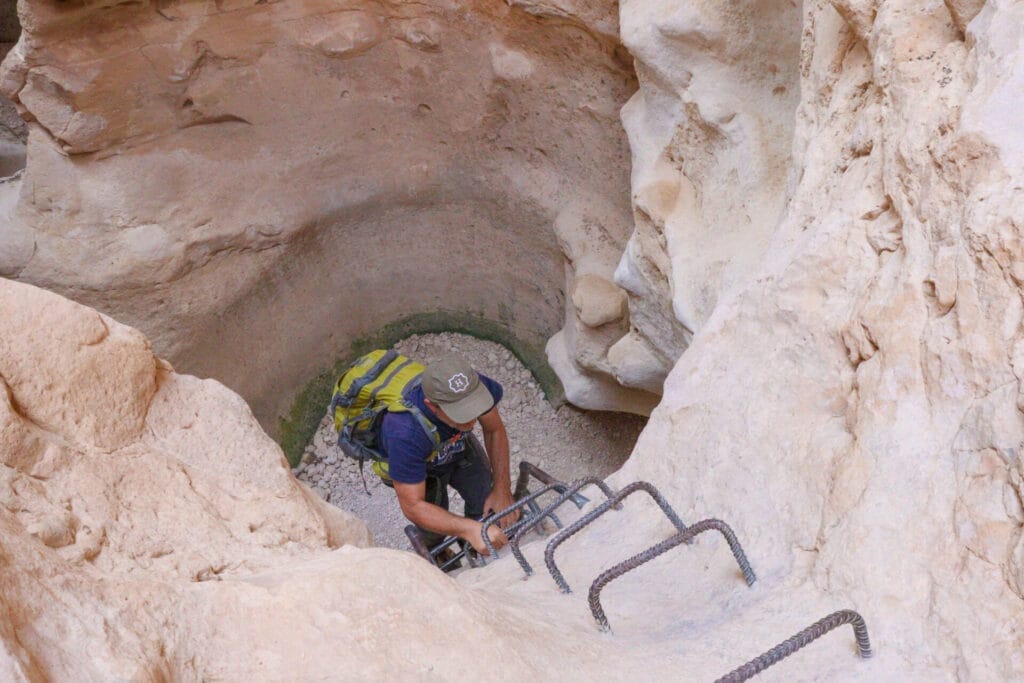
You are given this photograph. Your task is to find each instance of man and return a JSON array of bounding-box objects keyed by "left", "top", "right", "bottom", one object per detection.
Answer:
[{"left": 379, "top": 354, "right": 520, "bottom": 556}]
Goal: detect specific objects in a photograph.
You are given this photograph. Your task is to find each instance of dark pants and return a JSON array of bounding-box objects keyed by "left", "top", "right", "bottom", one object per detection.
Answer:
[{"left": 420, "top": 433, "right": 493, "bottom": 548}]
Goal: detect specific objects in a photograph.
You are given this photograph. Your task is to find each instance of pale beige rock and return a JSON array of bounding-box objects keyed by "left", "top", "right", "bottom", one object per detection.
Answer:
[
  {"left": 603, "top": 0, "right": 803, "bottom": 398},
  {"left": 0, "top": 278, "right": 156, "bottom": 451},
  {"left": 605, "top": 329, "right": 666, "bottom": 394},
  {"left": 0, "top": 277, "right": 370, "bottom": 572},
  {"left": 0, "top": 277, "right": 883, "bottom": 681},
  {"left": 611, "top": 0, "right": 1024, "bottom": 678},
  {"left": 571, "top": 273, "right": 627, "bottom": 328},
  {"left": 545, "top": 328, "right": 659, "bottom": 415},
  {"left": 2, "top": 0, "right": 1024, "bottom": 679},
  {"left": 547, "top": 207, "right": 661, "bottom": 415},
  {"left": 0, "top": 280, "right": 375, "bottom": 680},
  {"left": 488, "top": 43, "right": 536, "bottom": 81},
  {"left": 945, "top": 0, "right": 986, "bottom": 34},
  {"left": 0, "top": 0, "right": 637, "bottom": 431},
  {"left": 549, "top": 199, "right": 663, "bottom": 412}
]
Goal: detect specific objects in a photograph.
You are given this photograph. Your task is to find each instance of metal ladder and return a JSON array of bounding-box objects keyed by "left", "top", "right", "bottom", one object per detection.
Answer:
[{"left": 405, "top": 461, "right": 873, "bottom": 681}]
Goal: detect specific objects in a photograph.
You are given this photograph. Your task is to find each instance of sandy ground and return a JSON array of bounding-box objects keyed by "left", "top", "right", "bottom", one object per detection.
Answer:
[{"left": 294, "top": 332, "right": 646, "bottom": 550}]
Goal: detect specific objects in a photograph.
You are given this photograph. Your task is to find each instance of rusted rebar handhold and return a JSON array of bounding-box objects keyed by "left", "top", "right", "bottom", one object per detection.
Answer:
[
  {"left": 544, "top": 481, "right": 687, "bottom": 593},
  {"left": 513, "top": 461, "right": 589, "bottom": 509},
  {"left": 524, "top": 497, "right": 561, "bottom": 533},
  {"left": 587, "top": 518, "right": 756, "bottom": 631},
  {"left": 509, "top": 477, "right": 619, "bottom": 577},
  {"left": 715, "top": 609, "right": 873, "bottom": 683},
  {"left": 480, "top": 482, "right": 567, "bottom": 559}
]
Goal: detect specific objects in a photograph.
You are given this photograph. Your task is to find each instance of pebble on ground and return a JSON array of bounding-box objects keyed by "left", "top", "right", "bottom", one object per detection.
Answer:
[{"left": 293, "top": 332, "right": 647, "bottom": 550}]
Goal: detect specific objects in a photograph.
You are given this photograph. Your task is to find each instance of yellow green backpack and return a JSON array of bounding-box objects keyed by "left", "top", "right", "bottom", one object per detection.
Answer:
[{"left": 329, "top": 349, "right": 443, "bottom": 486}]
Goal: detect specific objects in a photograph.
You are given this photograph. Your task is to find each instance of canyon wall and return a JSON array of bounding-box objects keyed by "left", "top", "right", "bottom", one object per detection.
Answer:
[
  {"left": 0, "top": 0, "right": 25, "bottom": 177},
  {"left": 612, "top": 0, "right": 1024, "bottom": 677},
  {"left": 1, "top": 0, "right": 1023, "bottom": 680},
  {"left": 0, "top": 0, "right": 657, "bottom": 432}
]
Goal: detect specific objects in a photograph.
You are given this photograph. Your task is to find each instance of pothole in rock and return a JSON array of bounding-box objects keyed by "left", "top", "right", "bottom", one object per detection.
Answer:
[{"left": 293, "top": 332, "right": 647, "bottom": 550}]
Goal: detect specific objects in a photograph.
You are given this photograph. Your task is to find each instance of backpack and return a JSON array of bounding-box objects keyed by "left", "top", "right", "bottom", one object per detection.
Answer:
[{"left": 329, "top": 349, "right": 447, "bottom": 489}]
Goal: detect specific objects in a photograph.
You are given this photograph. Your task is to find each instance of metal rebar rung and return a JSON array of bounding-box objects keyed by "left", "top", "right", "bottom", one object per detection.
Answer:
[
  {"left": 513, "top": 461, "right": 551, "bottom": 498},
  {"left": 544, "top": 481, "right": 687, "bottom": 593},
  {"left": 408, "top": 461, "right": 571, "bottom": 569},
  {"left": 524, "top": 497, "right": 563, "bottom": 532},
  {"left": 510, "top": 477, "right": 619, "bottom": 577},
  {"left": 714, "top": 609, "right": 873, "bottom": 683},
  {"left": 406, "top": 527, "right": 470, "bottom": 571},
  {"left": 587, "top": 518, "right": 756, "bottom": 632},
  {"left": 524, "top": 498, "right": 546, "bottom": 526},
  {"left": 514, "top": 461, "right": 588, "bottom": 509},
  {"left": 481, "top": 482, "right": 568, "bottom": 559}
]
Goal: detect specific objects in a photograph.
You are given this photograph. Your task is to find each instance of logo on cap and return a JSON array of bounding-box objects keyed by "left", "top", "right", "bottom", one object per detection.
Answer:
[{"left": 448, "top": 373, "right": 470, "bottom": 393}]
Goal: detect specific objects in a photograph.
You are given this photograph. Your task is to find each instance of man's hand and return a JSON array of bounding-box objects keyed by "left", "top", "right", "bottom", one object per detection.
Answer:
[
  {"left": 478, "top": 407, "right": 519, "bottom": 529},
  {"left": 483, "top": 488, "right": 521, "bottom": 529},
  {"left": 464, "top": 520, "right": 508, "bottom": 555}
]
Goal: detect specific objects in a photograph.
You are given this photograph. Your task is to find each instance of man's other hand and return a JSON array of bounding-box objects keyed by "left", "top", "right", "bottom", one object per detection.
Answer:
[{"left": 483, "top": 488, "right": 521, "bottom": 529}]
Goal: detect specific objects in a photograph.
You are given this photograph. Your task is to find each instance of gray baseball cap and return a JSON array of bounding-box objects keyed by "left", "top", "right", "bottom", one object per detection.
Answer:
[{"left": 421, "top": 354, "right": 494, "bottom": 424}]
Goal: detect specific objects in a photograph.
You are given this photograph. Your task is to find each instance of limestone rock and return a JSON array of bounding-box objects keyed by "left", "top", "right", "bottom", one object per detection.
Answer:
[
  {"left": 605, "top": 330, "right": 667, "bottom": 394},
  {"left": 0, "top": 276, "right": 868, "bottom": 683},
  {"left": 0, "top": 13, "right": 26, "bottom": 178},
  {"left": 571, "top": 273, "right": 627, "bottom": 328},
  {"left": 546, "top": 329, "right": 659, "bottom": 415},
  {"left": 287, "top": 11, "right": 383, "bottom": 58},
  {"left": 0, "top": 273, "right": 370, "bottom": 590},
  {"left": 945, "top": 0, "right": 986, "bottom": 33},
  {"left": 548, "top": 0, "right": 806, "bottom": 402},
  {"left": 0, "top": 278, "right": 157, "bottom": 452},
  {"left": 0, "top": 176, "right": 30, "bottom": 276},
  {"left": 0, "top": 0, "right": 637, "bottom": 434},
  {"left": 1, "top": 0, "right": 1024, "bottom": 679},
  {"left": 620, "top": 0, "right": 800, "bottom": 335},
  {"left": 612, "top": 0, "right": 1024, "bottom": 678},
  {"left": 550, "top": 200, "right": 660, "bottom": 412}
]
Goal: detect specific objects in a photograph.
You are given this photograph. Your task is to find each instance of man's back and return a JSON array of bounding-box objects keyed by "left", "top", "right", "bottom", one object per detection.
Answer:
[{"left": 381, "top": 377, "right": 503, "bottom": 485}]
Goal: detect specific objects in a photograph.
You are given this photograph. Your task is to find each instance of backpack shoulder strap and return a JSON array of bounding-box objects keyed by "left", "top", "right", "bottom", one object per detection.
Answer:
[{"left": 402, "top": 398, "right": 442, "bottom": 452}]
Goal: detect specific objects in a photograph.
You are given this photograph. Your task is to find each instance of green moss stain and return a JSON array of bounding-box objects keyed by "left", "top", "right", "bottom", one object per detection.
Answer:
[{"left": 277, "top": 311, "right": 564, "bottom": 467}]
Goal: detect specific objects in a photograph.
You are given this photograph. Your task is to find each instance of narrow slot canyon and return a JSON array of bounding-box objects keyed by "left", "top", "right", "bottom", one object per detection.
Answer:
[{"left": 1, "top": 0, "right": 1023, "bottom": 680}]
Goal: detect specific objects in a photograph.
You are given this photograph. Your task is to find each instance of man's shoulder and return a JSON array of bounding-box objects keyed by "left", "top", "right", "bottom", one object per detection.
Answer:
[
  {"left": 381, "top": 409, "right": 433, "bottom": 456},
  {"left": 381, "top": 408, "right": 422, "bottom": 436}
]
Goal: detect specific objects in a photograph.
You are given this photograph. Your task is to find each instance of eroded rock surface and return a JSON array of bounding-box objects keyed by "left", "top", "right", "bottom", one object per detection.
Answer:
[
  {"left": 0, "top": 0, "right": 647, "bottom": 426},
  {"left": 605, "top": 0, "right": 804, "bottom": 392},
  {"left": 0, "top": 274, "right": 893, "bottom": 682},
  {"left": 1, "top": 0, "right": 1024, "bottom": 680},
  {"left": 0, "top": 278, "right": 373, "bottom": 679},
  {"left": 0, "top": 3, "right": 25, "bottom": 178},
  {"left": 612, "top": 0, "right": 1024, "bottom": 678}
]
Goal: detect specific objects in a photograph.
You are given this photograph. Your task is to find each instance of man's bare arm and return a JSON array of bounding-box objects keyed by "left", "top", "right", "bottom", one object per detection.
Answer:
[
  {"left": 478, "top": 407, "right": 519, "bottom": 526},
  {"left": 392, "top": 479, "right": 506, "bottom": 554}
]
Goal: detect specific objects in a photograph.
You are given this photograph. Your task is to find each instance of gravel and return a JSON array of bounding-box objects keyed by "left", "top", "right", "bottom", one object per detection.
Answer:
[{"left": 294, "top": 332, "right": 647, "bottom": 550}]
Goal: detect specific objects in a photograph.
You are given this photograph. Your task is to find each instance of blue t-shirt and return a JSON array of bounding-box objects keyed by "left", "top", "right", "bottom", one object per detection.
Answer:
[{"left": 380, "top": 374, "right": 503, "bottom": 484}]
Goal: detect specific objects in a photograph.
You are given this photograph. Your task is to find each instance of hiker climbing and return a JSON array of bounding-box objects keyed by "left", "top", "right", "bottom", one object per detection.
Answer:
[{"left": 330, "top": 350, "right": 520, "bottom": 559}]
